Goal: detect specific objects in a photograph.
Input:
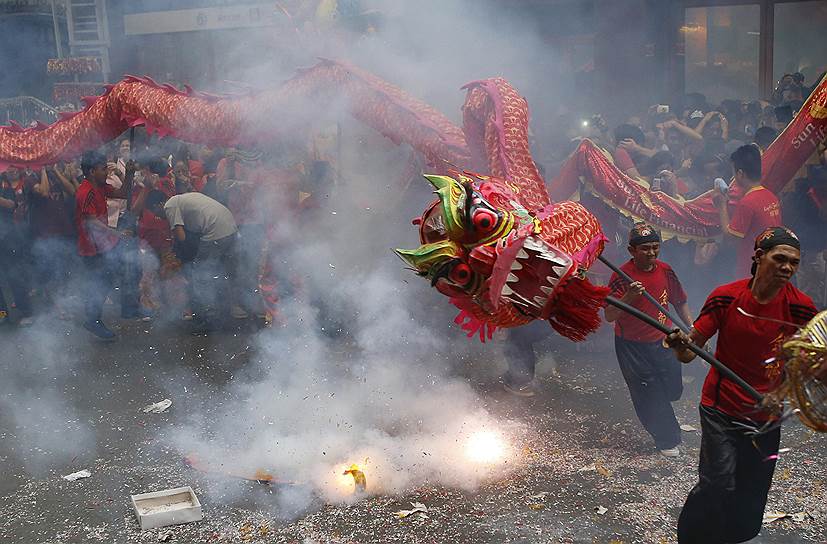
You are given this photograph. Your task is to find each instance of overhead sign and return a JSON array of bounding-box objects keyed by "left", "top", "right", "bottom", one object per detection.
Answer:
[{"left": 124, "top": 4, "right": 282, "bottom": 35}]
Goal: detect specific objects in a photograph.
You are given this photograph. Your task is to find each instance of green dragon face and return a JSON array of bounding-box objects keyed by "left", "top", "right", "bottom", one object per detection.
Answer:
[{"left": 395, "top": 174, "right": 521, "bottom": 299}]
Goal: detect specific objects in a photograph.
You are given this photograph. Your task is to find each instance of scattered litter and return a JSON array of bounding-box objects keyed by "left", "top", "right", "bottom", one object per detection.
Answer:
[
  {"left": 157, "top": 530, "right": 173, "bottom": 542},
  {"left": 141, "top": 399, "right": 172, "bottom": 414},
  {"left": 527, "top": 503, "right": 545, "bottom": 510},
  {"left": 395, "top": 502, "right": 429, "bottom": 519},
  {"left": 763, "top": 511, "right": 790, "bottom": 524},
  {"left": 595, "top": 505, "right": 608, "bottom": 515},
  {"left": 779, "top": 467, "right": 791, "bottom": 480},
  {"left": 578, "top": 461, "right": 611, "bottom": 477},
  {"left": 791, "top": 512, "right": 810, "bottom": 523},
  {"left": 131, "top": 486, "right": 203, "bottom": 530},
  {"left": 62, "top": 469, "right": 91, "bottom": 481},
  {"left": 528, "top": 491, "right": 549, "bottom": 501},
  {"left": 679, "top": 424, "right": 698, "bottom": 432},
  {"left": 328, "top": 264, "right": 336, "bottom": 269}
]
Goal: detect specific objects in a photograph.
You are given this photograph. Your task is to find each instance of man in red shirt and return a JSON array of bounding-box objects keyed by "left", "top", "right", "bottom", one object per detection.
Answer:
[
  {"left": 667, "top": 227, "right": 816, "bottom": 544},
  {"left": 716, "top": 144, "right": 781, "bottom": 278},
  {"left": 605, "top": 223, "right": 694, "bottom": 457},
  {"left": 75, "top": 151, "right": 134, "bottom": 339}
]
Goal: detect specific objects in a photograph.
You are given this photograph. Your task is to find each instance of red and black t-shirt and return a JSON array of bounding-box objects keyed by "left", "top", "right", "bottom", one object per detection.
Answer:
[
  {"left": 75, "top": 179, "right": 116, "bottom": 256},
  {"left": 608, "top": 259, "right": 688, "bottom": 343},
  {"left": 727, "top": 186, "right": 781, "bottom": 277},
  {"left": 136, "top": 176, "right": 175, "bottom": 254},
  {"left": 694, "top": 278, "right": 816, "bottom": 420}
]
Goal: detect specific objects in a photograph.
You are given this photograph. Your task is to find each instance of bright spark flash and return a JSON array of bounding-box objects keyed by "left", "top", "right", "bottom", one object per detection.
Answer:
[{"left": 465, "top": 429, "right": 507, "bottom": 464}]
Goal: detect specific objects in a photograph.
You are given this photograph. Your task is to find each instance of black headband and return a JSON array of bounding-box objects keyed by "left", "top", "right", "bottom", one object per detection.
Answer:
[
  {"left": 754, "top": 226, "right": 800, "bottom": 252},
  {"left": 629, "top": 223, "right": 661, "bottom": 246},
  {"left": 751, "top": 226, "right": 800, "bottom": 276}
]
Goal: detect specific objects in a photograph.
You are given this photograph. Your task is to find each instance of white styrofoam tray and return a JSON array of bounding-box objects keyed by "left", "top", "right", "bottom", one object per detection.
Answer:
[{"left": 131, "top": 486, "right": 203, "bottom": 530}]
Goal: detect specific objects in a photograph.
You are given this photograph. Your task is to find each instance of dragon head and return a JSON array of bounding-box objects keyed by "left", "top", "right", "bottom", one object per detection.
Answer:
[{"left": 396, "top": 173, "right": 608, "bottom": 339}]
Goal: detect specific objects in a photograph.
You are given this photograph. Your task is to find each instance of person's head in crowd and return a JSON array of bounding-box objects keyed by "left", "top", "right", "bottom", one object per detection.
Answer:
[
  {"left": 81, "top": 150, "right": 108, "bottom": 185},
  {"left": 613, "top": 123, "right": 646, "bottom": 148},
  {"left": 645, "top": 150, "right": 676, "bottom": 177},
  {"left": 753, "top": 126, "right": 778, "bottom": 151},
  {"left": 145, "top": 189, "right": 169, "bottom": 219},
  {"left": 172, "top": 160, "right": 192, "bottom": 194},
  {"left": 174, "top": 143, "right": 192, "bottom": 165},
  {"left": 682, "top": 92, "right": 707, "bottom": 121},
  {"left": 730, "top": 144, "right": 762, "bottom": 187},
  {"left": 694, "top": 152, "right": 730, "bottom": 184},
  {"left": 116, "top": 138, "right": 131, "bottom": 161},
  {"left": 741, "top": 101, "right": 763, "bottom": 137},
  {"left": 774, "top": 105, "right": 794, "bottom": 130},
  {"left": 750, "top": 226, "right": 800, "bottom": 282},
  {"left": 686, "top": 109, "right": 705, "bottom": 130},
  {"left": 720, "top": 100, "right": 741, "bottom": 129},
  {"left": 703, "top": 111, "right": 727, "bottom": 140},
  {"left": 201, "top": 149, "right": 222, "bottom": 175},
  {"left": 5, "top": 166, "right": 20, "bottom": 183},
  {"left": 627, "top": 221, "right": 661, "bottom": 270}
]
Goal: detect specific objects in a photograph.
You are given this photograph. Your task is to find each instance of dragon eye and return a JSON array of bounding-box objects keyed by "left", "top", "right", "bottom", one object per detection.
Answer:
[
  {"left": 449, "top": 263, "right": 472, "bottom": 285},
  {"left": 472, "top": 209, "right": 497, "bottom": 233}
]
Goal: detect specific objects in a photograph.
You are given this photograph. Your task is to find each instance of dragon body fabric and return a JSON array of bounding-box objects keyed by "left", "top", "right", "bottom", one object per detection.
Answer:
[{"left": 1, "top": 60, "right": 823, "bottom": 341}]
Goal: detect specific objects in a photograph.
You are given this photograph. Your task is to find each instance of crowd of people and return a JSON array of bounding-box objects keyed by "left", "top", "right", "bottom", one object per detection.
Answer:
[
  {"left": 0, "top": 135, "right": 328, "bottom": 337},
  {"left": 540, "top": 73, "right": 827, "bottom": 308}
]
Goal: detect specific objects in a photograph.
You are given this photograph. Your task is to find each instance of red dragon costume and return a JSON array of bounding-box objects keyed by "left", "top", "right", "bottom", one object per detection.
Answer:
[{"left": 1, "top": 61, "right": 824, "bottom": 342}]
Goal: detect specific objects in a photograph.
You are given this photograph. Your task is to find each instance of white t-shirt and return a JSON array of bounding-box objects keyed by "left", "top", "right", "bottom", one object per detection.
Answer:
[
  {"left": 105, "top": 158, "right": 126, "bottom": 227},
  {"left": 163, "top": 192, "right": 237, "bottom": 242}
]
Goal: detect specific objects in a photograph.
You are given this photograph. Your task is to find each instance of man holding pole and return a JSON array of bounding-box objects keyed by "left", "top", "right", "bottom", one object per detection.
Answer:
[
  {"left": 666, "top": 226, "right": 816, "bottom": 544},
  {"left": 604, "top": 222, "right": 693, "bottom": 457}
]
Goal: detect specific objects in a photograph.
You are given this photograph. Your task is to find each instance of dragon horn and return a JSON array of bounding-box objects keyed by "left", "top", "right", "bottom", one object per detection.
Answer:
[
  {"left": 423, "top": 174, "right": 455, "bottom": 191},
  {"left": 393, "top": 240, "right": 461, "bottom": 274}
]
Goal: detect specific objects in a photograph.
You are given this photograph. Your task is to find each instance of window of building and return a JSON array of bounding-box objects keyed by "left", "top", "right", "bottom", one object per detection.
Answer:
[
  {"left": 773, "top": 1, "right": 827, "bottom": 91},
  {"left": 683, "top": 4, "right": 760, "bottom": 103}
]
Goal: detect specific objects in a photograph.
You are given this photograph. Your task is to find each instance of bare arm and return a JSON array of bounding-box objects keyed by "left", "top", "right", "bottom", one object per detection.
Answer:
[
  {"left": 675, "top": 301, "right": 693, "bottom": 330},
  {"left": 667, "top": 119, "right": 703, "bottom": 143},
  {"left": 30, "top": 168, "right": 51, "bottom": 197},
  {"left": 52, "top": 166, "right": 77, "bottom": 196},
  {"left": 666, "top": 328, "right": 709, "bottom": 363},
  {"left": 605, "top": 281, "right": 645, "bottom": 322},
  {"left": 173, "top": 225, "right": 186, "bottom": 242}
]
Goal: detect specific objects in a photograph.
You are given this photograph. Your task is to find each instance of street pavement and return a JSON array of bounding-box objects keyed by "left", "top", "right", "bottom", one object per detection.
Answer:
[{"left": 0, "top": 309, "right": 824, "bottom": 544}]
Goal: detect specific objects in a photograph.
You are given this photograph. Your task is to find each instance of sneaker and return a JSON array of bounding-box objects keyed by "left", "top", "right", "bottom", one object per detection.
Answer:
[
  {"left": 659, "top": 447, "right": 681, "bottom": 458},
  {"left": 83, "top": 319, "right": 116, "bottom": 340},
  {"left": 503, "top": 381, "right": 537, "bottom": 397},
  {"left": 18, "top": 317, "right": 34, "bottom": 327}
]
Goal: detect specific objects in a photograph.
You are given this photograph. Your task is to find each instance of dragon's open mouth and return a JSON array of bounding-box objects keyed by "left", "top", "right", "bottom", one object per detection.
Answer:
[{"left": 486, "top": 234, "right": 575, "bottom": 319}]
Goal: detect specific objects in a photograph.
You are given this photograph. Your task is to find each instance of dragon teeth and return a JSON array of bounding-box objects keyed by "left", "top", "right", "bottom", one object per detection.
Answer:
[
  {"left": 546, "top": 275, "right": 559, "bottom": 285},
  {"left": 516, "top": 249, "right": 529, "bottom": 260},
  {"left": 510, "top": 260, "right": 523, "bottom": 271},
  {"left": 501, "top": 284, "right": 514, "bottom": 296},
  {"left": 533, "top": 295, "right": 547, "bottom": 306},
  {"left": 540, "top": 286, "right": 554, "bottom": 296},
  {"left": 507, "top": 273, "right": 519, "bottom": 283}
]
